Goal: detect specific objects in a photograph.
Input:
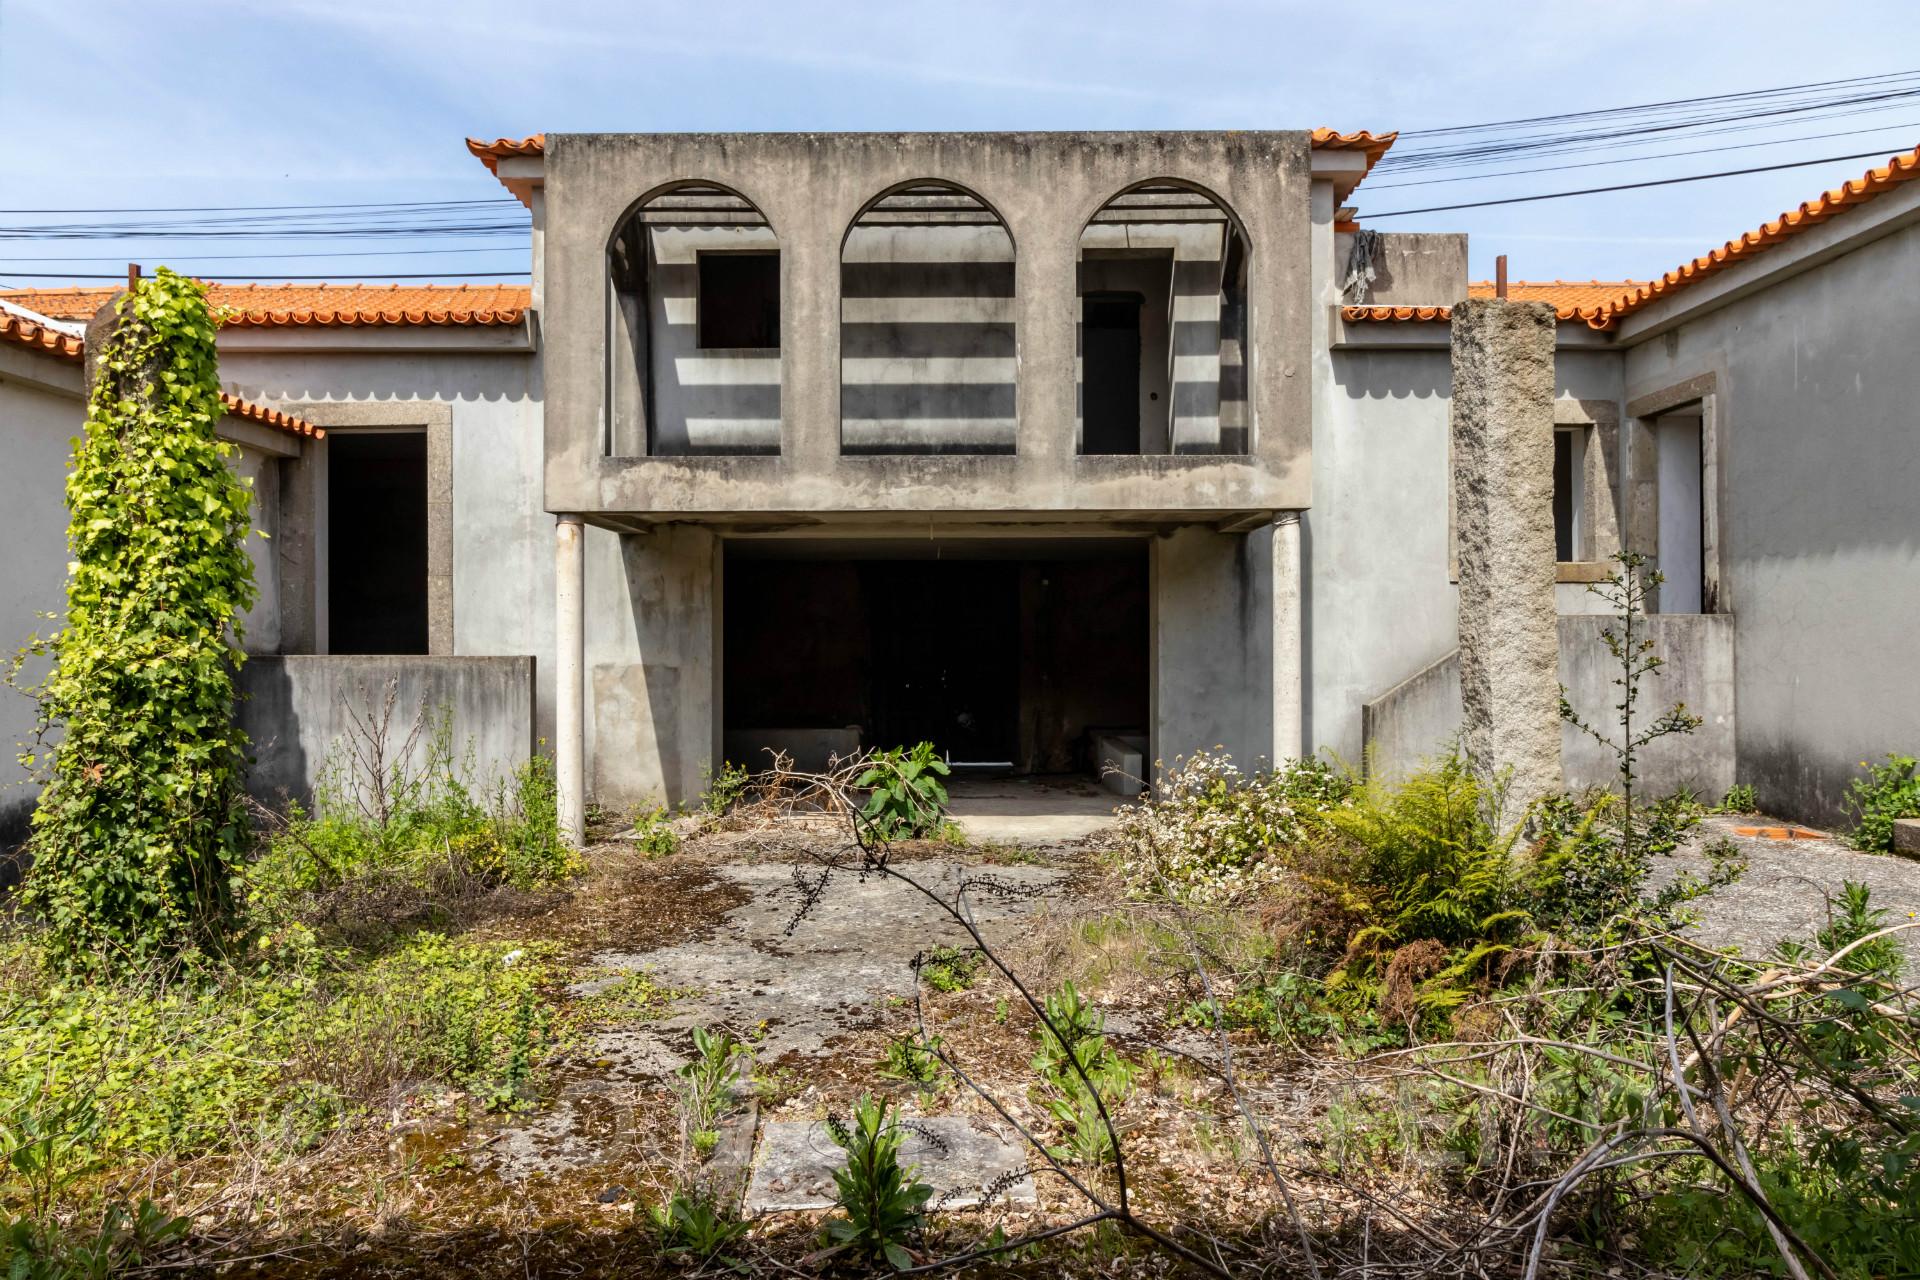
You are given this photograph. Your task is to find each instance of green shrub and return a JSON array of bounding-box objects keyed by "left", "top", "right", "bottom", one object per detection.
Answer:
[
  {"left": 629, "top": 806, "right": 679, "bottom": 857},
  {"left": 700, "top": 761, "right": 751, "bottom": 818},
  {"left": 1842, "top": 753, "right": 1919, "bottom": 853},
  {"left": 915, "top": 944, "right": 982, "bottom": 993},
  {"left": 0, "top": 931, "right": 560, "bottom": 1171},
  {"left": 1324, "top": 752, "right": 1522, "bottom": 957},
  {"left": 246, "top": 711, "right": 579, "bottom": 926},
  {"left": 1030, "top": 981, "right": 1135, "bottom": 1167},
  {"left": 857, "top": 743, "right": 951, "bottom": 841},
  {"left": 1113, "top": 751, "right": 1351, "bottom": 903},
  {"left": 820, "top": 1094, "right": 931, "bottom": 1270},
  {"left": 878, "top": 1033, "right": 949, "bottom": 1090},
  {"left": 648, "top": 1188, "right": 749, "bottom": 1268},
  {"left": 14, "top": 270, "right": 256, "bottom": 972},
  {"left": 1717, "top": 783, "right": 1758, "bottom": 814}
]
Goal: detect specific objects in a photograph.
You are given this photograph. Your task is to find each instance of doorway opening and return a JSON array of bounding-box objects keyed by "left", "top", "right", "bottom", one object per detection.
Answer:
[
  {"left": 721, "top": 539, "right": 1149, "bottom": 780},
  {"left": 1082, "top": 291, "right": 1145, "bottom": 454},
  {"left": 327, "top": 430, "right": 428, "bottom": 654}
]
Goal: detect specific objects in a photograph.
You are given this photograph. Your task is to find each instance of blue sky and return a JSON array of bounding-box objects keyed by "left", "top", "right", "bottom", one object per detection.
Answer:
[{"left": 2, "top": 0, "right": 1914, "bottom": 288}]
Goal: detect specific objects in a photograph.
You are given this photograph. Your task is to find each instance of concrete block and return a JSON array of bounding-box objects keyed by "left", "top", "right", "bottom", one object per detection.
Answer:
[
  {"left": 723, "top": 728, "right": 861, "bottom": 774},
  {"left": 1450, "top": 298, "right": 1563, "bottom": 811},
  {"left": 1895, "top": 818, "right": 1920, "bottom": 859},
  {"left": 743, "top": 1117, "right": 1034, "bottom": 1213},
  {"left": 1093, "top": 732, "right": 1147, "bottom": 796}
]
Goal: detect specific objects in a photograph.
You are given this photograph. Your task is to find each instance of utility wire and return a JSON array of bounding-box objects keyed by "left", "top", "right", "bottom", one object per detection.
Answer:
[
  {"left": 0, "top": 246, "right": 530, "bottom": 264},
  {"left": 1366, "top": 120, "right": 1920, "bottom": 189},
  {"left": 1364, "top": 146, "right": 1906, "bottom": 219},
  {"left": 0, "top": 270, "right": 531, "bottom": 281}
]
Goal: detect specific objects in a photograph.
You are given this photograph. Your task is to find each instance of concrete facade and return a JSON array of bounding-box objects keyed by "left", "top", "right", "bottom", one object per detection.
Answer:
[{"left": 5, "top": 128, "right": 1918, "bottom": 837}]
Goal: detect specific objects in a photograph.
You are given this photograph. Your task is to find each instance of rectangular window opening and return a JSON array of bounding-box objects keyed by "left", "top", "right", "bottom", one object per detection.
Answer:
[
  {"left": 1552, "top": 428, "right": 1585, "bottom": 562},
  {"left": 697, "top": 250, "right": 780, "bottom": 350}
]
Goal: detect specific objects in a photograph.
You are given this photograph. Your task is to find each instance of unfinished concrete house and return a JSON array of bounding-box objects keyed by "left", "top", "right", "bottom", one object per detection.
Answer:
[{"left": 3, "top": 129, "right": 1916, "bottom": 845}]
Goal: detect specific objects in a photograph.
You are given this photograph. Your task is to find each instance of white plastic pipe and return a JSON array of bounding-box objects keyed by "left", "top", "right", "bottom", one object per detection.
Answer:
[{"left": 554, "top": 513, "right": 586, "bottom": 847}]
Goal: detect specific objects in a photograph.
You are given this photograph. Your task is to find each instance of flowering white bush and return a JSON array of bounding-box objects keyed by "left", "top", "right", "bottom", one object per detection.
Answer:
[{"left": 1113, "top": 751, "right": 1352, "bottom": 903}]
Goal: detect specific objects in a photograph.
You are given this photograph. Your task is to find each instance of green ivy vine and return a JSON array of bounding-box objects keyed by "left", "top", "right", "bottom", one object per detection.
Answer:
[{"left": 18, "top": 268, "right": 256, "bottom": 971}]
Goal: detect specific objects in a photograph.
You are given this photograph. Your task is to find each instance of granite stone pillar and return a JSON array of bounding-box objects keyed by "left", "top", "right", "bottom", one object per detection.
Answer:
[{"left": 1450, "top": 299, "right": 1562, "bottom": 812}]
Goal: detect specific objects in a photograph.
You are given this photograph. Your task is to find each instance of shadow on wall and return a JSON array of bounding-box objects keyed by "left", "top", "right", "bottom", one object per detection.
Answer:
[{"left": 1334, "top": 349, "right": 1452, "bottom": 404}]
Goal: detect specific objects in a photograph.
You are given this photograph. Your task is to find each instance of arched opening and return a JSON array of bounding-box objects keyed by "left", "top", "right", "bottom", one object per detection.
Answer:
[
  {"left": 607, "top": 183, "right": 780, "bottom": 457},
  {"left": 839, "top": 182, "right": 1015, "bottom": 455},
  {"left": 1078, "top": 182, "right": 1249, "bottom": 455}
]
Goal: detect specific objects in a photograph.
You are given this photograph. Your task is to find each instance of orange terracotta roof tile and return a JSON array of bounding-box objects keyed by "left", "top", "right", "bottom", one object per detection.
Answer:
[
  {"left": 218, "top": 392, "right": 323, "bottom": 439},
  {"left": 1466, "top": 279, "right": 1645, "bottom": 312},
  {"left": 1606, "top": 144, "right": 1920, "bottom": 325},
  {"left": 1, "top": 303, "right": 318, "bottom": 438},
  {"left": 1348, "top": 146, "right": 1920, "bottom": 330},
  {"left": 0, "top": 283, "right": 530, "bottom": 328},
  {"left": 467, "top": 134, "right": 545, "bottom": 176},
  {"left": 0, "top": 309, "right": 85, "bottom": 359},
  {"left": 1341, "top": 280, "right": 1645, "bottom": 326},
  {"left": 1309, "top": 128, "right": 1397, "bottom": 172}
]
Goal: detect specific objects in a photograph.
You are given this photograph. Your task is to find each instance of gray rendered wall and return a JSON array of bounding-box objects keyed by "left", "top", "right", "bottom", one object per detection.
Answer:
[
  {"left": 1310, "top": 349, "right": 1459, "bottom": 764},
  {"left": 0, "top": 369, "right": 300, "bottom": 847},
  {"left": 1151, "top": 524, "right": 1272, "bottom": 770},
  {"left": 1360, "top": 614, "right": 1736, "bottom": 801},
  {"left": 217, "top": 347, "right": 552, "bottom": 734},
  {"left": 238, "top": 655, "right": 535, "bottom": 807},
  {"left": 0, "top": 376, "right": 79, "bottom": 845},
  {"left": 1622, "top": 219, "right": 1920, "bottom": 826}
]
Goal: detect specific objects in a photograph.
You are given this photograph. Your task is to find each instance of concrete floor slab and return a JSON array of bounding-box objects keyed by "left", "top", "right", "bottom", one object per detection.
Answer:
[
  {"left": 945, "top": 776, "right": 1120, "bottom": 844},
  {"left": 743, "top": 1116, "right": 1036, "bottom": 1212}
]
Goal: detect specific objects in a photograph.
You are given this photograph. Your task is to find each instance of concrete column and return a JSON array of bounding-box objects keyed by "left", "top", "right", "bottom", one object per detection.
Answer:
[
  {"left": 1271, "top": 511, "right": 1304, "bottom": 762},
  {"left": 1450, "top": 299, "right": 1563, "bottom": 811},
  {"left": 554, "top": 513, "right": 587, "bottom": 847}
]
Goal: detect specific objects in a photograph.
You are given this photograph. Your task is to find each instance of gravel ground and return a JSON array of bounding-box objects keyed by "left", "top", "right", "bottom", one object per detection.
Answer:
[{"left": 1652, "top": 814, "right": 1920, "bottom": 963}]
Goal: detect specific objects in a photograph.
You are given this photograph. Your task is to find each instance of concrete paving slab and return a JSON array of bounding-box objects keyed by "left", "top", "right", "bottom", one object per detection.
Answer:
[
  {"left": 589, "top": 858, "right": 1066, "bottom": 1074},
  {"left": 945, "top": 776, "right": 1119, "bottom": 844},
  {"left": 743, "top": 1116, "right": 1036, "bottom": 1212}
]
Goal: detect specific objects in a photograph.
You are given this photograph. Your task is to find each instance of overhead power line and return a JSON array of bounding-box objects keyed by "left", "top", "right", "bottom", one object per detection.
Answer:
[
  {"left": 1364, "top": 146, "right": 1908, "bottom": 219},
  {"left": 1367, "top": 120, "right": 1920, "bottom": 190},
  {"left": 0, "top": 270, "right": 532, "bottom": 281}
]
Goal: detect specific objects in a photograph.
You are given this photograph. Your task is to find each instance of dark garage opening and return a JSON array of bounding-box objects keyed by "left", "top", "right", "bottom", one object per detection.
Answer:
[
  {"left": 328, "top": 430, "right": 428, "bottom": 655},
  {"left": 723, "top": 540, "right": 1148, "bottom": 776}
]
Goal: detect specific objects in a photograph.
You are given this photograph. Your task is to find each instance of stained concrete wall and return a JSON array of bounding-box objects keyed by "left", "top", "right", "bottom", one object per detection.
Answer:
[
  {"left": 1151, "top": 524, "right": 1273, "bottom": 769},
  {"left": 540, "top": 132, "right": 1315, "bottom": 519},
  {"left": 1310, "top": 349, "right": 1458, "bottom": 765},
  {"left": 1334, "top": 232, "right": 1468, "bottom": 306},
  {"left": 1621, "top": 216, "right": 1920, "bottom": 826},
  {"left": 1359, "top": 614, "right": 1736, "bottom": 800},
  {"left": 216, "top": 346, "right": 552, "bottom": 734},
  {"left": 237, "top": 655, "right": 534, "bottom": 806}
]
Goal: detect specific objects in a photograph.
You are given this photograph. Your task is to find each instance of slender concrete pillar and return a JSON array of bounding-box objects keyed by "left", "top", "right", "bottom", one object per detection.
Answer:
[
  {"left": 1450, "top": 299, "right": 1563, "bottom": 812},
  {"left": 1271, "top": 511, "right": 1304, "bottom": 762},
  {"left": 554, "top": 514, "right": 587, "bottom": 847}
]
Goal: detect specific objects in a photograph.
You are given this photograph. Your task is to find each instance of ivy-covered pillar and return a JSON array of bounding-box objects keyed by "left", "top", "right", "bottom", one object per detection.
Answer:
[{"left": 554, "top": 513, "right": 586, "bottom": 846}]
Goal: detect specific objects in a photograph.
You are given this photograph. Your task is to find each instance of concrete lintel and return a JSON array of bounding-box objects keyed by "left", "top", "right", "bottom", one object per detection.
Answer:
[{"left": 552, "top": 451, "right": 1306, "bottom": 519}]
